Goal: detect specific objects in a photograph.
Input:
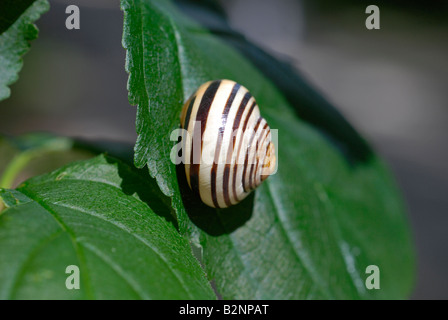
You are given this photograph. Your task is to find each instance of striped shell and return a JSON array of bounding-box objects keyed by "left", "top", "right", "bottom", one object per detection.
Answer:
[{"left": 180, "top": 79, "right": 276, "bottom": 208}]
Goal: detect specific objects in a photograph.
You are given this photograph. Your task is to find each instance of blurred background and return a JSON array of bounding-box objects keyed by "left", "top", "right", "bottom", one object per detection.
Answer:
[{"left": 0, "top": 0, "right": 447, "bottom": 299}]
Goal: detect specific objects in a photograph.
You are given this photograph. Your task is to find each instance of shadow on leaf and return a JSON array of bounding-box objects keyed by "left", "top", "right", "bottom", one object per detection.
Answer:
[{"left": 176, "top": 163, "right": 253, "bottom": 236}]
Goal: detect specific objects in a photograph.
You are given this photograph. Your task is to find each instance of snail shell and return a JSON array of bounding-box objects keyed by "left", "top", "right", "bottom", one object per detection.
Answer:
[{"left": 180, "top": 79, "right": 276, "bottom": 208}]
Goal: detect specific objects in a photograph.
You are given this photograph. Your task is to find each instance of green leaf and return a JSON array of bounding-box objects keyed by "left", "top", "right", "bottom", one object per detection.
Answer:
[
  {"left": 0, "top": 155, "right": 215, "bottom": 299},
  {"left": 0, "top": 0, "right": 49, "bottom": 101},
  {"left": 122, "top": 0, "right": 414, "bottom": 299}
]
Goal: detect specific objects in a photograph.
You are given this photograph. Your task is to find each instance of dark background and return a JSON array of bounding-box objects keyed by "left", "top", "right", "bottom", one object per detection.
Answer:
[{"left": 0, "top": 0, "right": 447, "bottom": 299}]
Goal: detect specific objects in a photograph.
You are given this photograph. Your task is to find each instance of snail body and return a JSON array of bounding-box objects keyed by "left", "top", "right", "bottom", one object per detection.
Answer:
[{"left": 180, "top": 79, "right": 276, "bottom": 208}]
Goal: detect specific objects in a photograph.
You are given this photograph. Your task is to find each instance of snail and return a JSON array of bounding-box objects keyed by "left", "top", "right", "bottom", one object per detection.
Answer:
[{"left": 180, "top": 79, "right": 276, "bottom": 208}]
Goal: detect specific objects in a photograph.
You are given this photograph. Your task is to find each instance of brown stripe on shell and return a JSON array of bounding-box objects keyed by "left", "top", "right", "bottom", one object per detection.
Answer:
[
  {"left": 182, "top": 95, "right": 196, "bottom": 130},
  {"left": 190, "top": 80, "right": 221, "bottom": 196},
  {"left": 211, "top": 82, "right": 240, "bottom": 208},
  {"left": 232, "top": 100, "right": 257, "bottom": 202},
  {"left": 222, "top": 89, "right": 251, "bottom": 207},
  {"left": 248, "top": 119, "right": 267, "bottom": 190},
  {"left": 242, "top": 117, "right": 262, "bottom": 193},
  {"left": 251, "top": 122, "right": 270, "bottom": 190}
]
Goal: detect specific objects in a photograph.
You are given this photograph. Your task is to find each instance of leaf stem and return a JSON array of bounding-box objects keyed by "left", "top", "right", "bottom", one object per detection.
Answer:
[
  {"left": 0, "top": 137, "right": 73, "bottom": 213},
  {"left": 0, "top": 136, "right": 73, "bottom": 191},
  {"left": 0, "top": 150, "right": 41, "bottom": 213},
  {"left": 0, "top": 152, "right": 34, "bottom": 211},
  {"left": 0, "top": 150, "right": 37, "bottom": 189}
]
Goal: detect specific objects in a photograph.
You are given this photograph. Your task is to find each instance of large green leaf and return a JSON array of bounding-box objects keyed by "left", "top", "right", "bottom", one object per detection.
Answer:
[
  {"left": 0, "top": 155, "right": 215, "bottom": 299},
  {"left": 122, "top": 0, "right": 414, "bottom": 299},
  {"left": 0, "top": 0, "right": 49, "bottom": 101}
]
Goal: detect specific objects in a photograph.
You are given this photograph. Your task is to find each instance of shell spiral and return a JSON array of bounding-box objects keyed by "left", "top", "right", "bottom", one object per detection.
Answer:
[{"left": 180, "top": 79, "right": 276, "bottom": 208}]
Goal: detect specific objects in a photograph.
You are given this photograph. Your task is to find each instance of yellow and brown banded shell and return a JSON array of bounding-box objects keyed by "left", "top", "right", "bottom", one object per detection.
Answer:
[{"left": 180, "top": 79, "right": 276, "bottom": 208}]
